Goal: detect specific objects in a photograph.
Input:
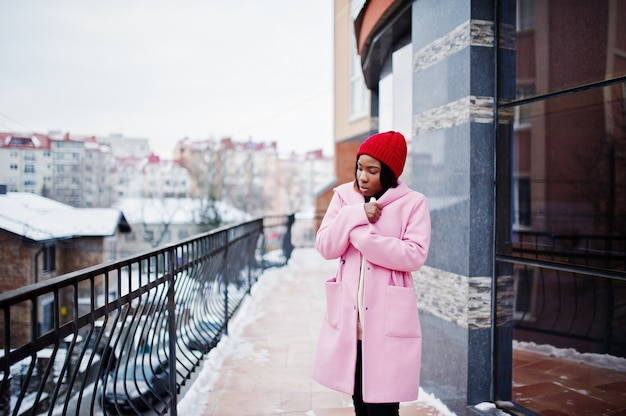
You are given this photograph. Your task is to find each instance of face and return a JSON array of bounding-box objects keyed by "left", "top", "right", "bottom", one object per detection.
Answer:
[{"left": 356, "top": 154, "right": 384, "bottom": 197}]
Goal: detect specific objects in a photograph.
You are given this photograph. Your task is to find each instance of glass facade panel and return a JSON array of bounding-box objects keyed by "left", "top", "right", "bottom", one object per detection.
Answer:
[
  {"left": 497, "top": 0, "right": 626, "bottom": 412},
  {"left": 513, "top": 0, "right": 626, "bottom": 100},
  {"left": 509, "top": 86, "right": 626, "bottom": 271},
  {"left": 512, "top": 263, "right": 625, "bottom": 356}
]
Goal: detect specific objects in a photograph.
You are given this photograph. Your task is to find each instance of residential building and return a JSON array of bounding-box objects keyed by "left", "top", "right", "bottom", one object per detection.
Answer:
[
  {"left": 83, "top": 137, "right": 113, "bottom": 208},
  {"left": 1, "top": 128, "right": 328, "bottom": 228},
  {"left": 47, "top": 132, "right": 114, "bottom": 208},
  {"left": 291, "top": 149, "right": 335, "bottom": 216},
  {"left": 175, "top": 137, "right": 282, "bottom": 216},
  {"left": 96, "top": 133, "right": 151, "bottom": 159},
  {"left": 214, "top": 138, "right": 277, "bottom": 216},
  {"left": 173, "top": 137, "right": 334, "bottom": 218},
  {"left": 0, "top": 132, "right": 53, "bottom": 195},
  {"left": 110, "top": 153, "right": 193, "bottom": 204},
  {"left": 142, "top": 153, "right": 191, "bottom": 198},
  {"left": 322, "top": 0, "right": 626, "bottom": 414},
  {"left": 0, "top": 188, "right": 130, "bottom": 346},
  {"left": 0, "top": 131, "right": 114, "bottom": 208},
  {"left": 173, "top": 137, "right": 220, "bottom": 199},
  {"left": 49, "top": 133, "right": 85, "bottom": 207},
  {"left": 111, "top": 156, "right": 145, "bottom": 200}
]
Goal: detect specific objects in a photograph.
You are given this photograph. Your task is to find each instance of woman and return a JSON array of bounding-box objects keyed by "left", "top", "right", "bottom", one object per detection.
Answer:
[{"left": 312, "top": 131, "right": 431, "bottom": 415}]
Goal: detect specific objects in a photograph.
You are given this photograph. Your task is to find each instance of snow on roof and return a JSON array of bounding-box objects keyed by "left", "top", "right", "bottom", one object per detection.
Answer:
[
  {"left": 0, "top": 132, "right": 52, "bottom": 149},
  {"left": 0, "top": 193, "right": 128, "bottom": 241},
  {"left": 113, "top": 197, "right": 252, "bottom": 225}
]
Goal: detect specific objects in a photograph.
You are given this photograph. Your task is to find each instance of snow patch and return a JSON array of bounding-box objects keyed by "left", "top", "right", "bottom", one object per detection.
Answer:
[{"left": 514, "top": 340, "right": 626, "bottom": 371}]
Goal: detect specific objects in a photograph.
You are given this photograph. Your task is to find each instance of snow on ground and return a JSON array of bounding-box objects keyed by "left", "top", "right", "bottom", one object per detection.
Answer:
[
  {"left": 176, "top": 261, "right": 286, "bottom": 414},
  {"left": 514, "top": 340, "right": 626, "bottom": 371}
]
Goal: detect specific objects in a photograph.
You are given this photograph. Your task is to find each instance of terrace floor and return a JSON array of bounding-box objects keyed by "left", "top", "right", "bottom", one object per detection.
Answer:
[
  {"left": 177, "top": 248, "right": 626, "bottom": 416},
  {"left": 512, "top": 348, "right": 626, "bottom": 415}
]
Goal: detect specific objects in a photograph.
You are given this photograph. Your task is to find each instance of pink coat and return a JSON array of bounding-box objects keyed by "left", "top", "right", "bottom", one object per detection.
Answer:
[{"left": 312, "top": 180, "right": 431, "bottom": 403}]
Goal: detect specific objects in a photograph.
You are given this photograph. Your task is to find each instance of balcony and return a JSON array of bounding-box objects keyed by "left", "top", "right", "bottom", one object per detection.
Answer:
[
  {"left": 0, "top": 216, "right": 295, "bottom": 415},
  {"left": 3, "top": 215, "right": 625, "bottom": 415}
]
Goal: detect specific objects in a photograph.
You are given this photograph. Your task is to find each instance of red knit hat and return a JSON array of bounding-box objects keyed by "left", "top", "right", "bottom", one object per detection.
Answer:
[{"left": 357, "top": 131, "right": 407, "bottom": 179}]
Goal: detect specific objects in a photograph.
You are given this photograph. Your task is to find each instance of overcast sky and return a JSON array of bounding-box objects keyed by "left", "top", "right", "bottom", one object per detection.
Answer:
[{"left": 0, "top": 0, "right": 333, "bottom": 157}]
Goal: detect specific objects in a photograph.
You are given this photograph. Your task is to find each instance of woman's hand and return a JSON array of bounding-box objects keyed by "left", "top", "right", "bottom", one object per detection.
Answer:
[{"left": 364, "top": 197, "right": 382, "bottom": 223}]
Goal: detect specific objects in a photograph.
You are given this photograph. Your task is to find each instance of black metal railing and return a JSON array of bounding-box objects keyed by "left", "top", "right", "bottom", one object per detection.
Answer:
[
  {"left": 504, "top": 231, "right": 626, "bottom": 358},
  {"left": 0, "top": 215, "right": 295, "bottom": 416},
  {"left": 513, "top": 230, "right": 626, "bottom": 271}
]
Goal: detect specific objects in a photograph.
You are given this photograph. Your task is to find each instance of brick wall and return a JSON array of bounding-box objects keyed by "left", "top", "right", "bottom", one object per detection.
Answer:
[
  {"left": 335, "top": 141, "right": 361, "bottom": 186},
  {"left": 0, "top": 231, "right": 39, "bottom": 348},
  {"left": 57, "top": 237, "right": 105, "bottom": 276},
  {"left": 0, "top": 231, "right": 38, "bottom": 293},
  {"left": 313, "top": 140, "right": 362, "bottom": 233},
  {"left": 0, "top": 233, "right": 108, "bottom": 348}
]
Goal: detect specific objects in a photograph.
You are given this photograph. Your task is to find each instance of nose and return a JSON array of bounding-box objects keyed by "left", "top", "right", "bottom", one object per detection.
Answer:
[{"left": 358, "top": 170, "right": 367, "bottom": 182}]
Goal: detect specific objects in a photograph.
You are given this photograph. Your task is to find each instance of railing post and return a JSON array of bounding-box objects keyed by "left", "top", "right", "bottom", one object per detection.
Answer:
[
  {"left": 260, "top": 225, "right": 267, "bottom": 272},
  {"left": 223, "top": 233, "right": 230, "bottom": 336},
  {"left": 1, "top": 308, "right": 10, "bottom": 416},
  {"left": 283, "top": 214, "right": 295, "bottom": 263},
  {"left": 247, "top": 238, "right": 253, "bottom": 295},
  {"left": 167, "top": 247, "right": 178, "bottom": 416}
]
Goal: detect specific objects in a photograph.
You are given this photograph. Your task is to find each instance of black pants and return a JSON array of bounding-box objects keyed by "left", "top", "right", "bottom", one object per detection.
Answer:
[{"left": 352, "top": 341, "right": 400, "bottom": 416}]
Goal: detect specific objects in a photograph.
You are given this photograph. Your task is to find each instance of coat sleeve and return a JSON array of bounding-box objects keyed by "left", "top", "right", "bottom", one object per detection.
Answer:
[
  {"left": 349, "top": 194, "right": 431, "bottom": 272},
  {"left": 315, "top": 190, "right": 369, "bottom": 260}
]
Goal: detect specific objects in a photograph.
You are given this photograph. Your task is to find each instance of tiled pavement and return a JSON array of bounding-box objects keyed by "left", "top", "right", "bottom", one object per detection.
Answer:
[
  {"left": 513, "top": 348, "right": 626, "bottom": 416},
  {"left": 185, "top": 248, "right": 451, "bottom": 416}
]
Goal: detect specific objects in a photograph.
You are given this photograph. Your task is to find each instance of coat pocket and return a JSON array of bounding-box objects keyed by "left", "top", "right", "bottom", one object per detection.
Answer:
[
  {"left": 384, "top": 286, "right": 421, "bottom": 338},
  {"left": 324, "top": 277, "right": 343, "bottom": 329}
]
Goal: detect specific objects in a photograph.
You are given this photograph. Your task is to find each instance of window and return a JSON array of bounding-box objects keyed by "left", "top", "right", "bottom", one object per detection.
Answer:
[
  {"left": 43, "top": 244, "right": 56, "bottom": 273},
  {"left": 513, "top": 175, "right": 531, "bottom": 227},
  {"left": 349, "top": 19, "right": 368, "bottom": 120},
  {"left": 515, "top": 83, "right": 535, "bottom": 127},
  {"left": 378, "top": 43, "right": 412, "bottom": 134},
  {"left": 513, "top": 266, "right": 535, "bottom": 320},
  {"left": 378, "top": 43, "right": 412, "bottom": 182},
  {"left": 40, "top": 296, "right": 55, "bottom": 334},
  {"left": 505, "top": 86, "right": 626, "bottom": 266},
  {"left": 517, "top": 0, "right": 534, "bottom": 31}
]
